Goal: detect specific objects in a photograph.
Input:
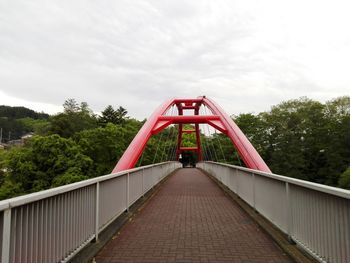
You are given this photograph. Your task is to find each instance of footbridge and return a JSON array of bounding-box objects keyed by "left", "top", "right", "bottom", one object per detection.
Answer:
[{"left": 0, "top": 97, "right": 349, "bottom": 263}]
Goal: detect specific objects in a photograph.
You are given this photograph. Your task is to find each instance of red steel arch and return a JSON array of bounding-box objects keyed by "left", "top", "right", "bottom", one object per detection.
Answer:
[{"left": 112, "top": 96, "right": 271, "bottom": 173}]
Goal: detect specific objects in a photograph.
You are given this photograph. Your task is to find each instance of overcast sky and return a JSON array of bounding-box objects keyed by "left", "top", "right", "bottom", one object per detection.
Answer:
[{"left": 1, "top": 0, "right": 349, "bottom": 119}]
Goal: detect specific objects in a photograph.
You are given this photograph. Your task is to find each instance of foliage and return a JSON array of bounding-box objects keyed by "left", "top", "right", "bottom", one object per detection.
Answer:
[
  {"left": 73, "top": 121, "right": 140, "bottom": 175},
  {"left": 338, "top": 167, "right": 350, "bottom": 189},
  {"left": 1, "top": 96, "right": 349, "bottom": 201},
  {"left": 0, "top": 135, "right": 93, "bottom": 199},
  {"left": 49, "top": 99, "right": 98, "bottom": 137},
  {"left": 99, "top": 105, "right": 128, "bottom": 126},
  {"left": 0, "top": 105, "right": 48, "bottom": 120},
  {"left": 0, "top": 106, "right": 49, "bottom": 142},
  {"left": 213, "top": 96, "right": 350, "bottom": 188}
]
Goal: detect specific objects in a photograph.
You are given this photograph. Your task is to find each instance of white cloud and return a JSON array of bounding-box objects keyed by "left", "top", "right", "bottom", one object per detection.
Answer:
[{"left": 0, "top": 0, "right": 349, "bottom": 119}]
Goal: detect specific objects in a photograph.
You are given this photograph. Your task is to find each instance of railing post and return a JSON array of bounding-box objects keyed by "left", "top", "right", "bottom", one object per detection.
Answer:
[
  {"left": 142, "top": 168, "right": 145, "bottom": 197},
  {"left": 126, "top": 173, "right": 130, "bottom": 212},
  {"left": 2, "top": 208, "right": 11, "bottom": 263},
  {"left": 286, "top": 182, "right": 294, "bottom": 243},
  {"left": 235, "top": 168, "right": 239, "bottom": 195},
  {"left": 252, "top": 173, "right": 256, "bottom": 210},
  {"left": 95, "top": 182, "right": 100, "bottom": 242}
]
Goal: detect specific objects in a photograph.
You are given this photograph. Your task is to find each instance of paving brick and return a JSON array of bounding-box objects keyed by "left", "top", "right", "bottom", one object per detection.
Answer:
[{"left": 95, "top": 168, "right": 292, "bottom": 263}]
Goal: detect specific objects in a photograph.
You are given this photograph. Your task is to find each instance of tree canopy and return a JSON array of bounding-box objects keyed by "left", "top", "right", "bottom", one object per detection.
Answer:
[{"left": 0, "top": 96, "right": 349, "bottom": 201}]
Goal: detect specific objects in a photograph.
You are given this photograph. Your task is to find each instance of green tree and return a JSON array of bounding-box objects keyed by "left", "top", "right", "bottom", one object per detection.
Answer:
[
  {"left": 0, "top": 135, "right": 93, "bottom": 199},
  {"left": 338, "top": 167, "right": 350, "bottom": 189},
  {"left": 49, "top": 99, "right": 97, "bottom": 137},
  {"left": 99, "top": 105, "right": 119, "bottom": 126}
]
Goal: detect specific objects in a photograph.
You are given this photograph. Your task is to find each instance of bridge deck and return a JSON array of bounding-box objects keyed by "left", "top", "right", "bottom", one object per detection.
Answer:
[{"left": 95, "top": 168, "right": 292, "bottom": 263}]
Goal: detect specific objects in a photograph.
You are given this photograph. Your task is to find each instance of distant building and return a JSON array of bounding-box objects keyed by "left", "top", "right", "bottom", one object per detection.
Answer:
[{"left": 7, "top": 132, "right": 34, "bottom": 147}]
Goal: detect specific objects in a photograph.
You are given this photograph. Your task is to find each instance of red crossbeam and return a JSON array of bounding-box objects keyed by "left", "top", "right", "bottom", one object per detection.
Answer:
[
  {"left": 158, "top": 115, "right": 220, "bottom": 124},
  {"left": 182, "top": 129, "right": 195, "bottom": 133},
  {"left": 179, "top": 147, "right": 198, "bottom": 151}
]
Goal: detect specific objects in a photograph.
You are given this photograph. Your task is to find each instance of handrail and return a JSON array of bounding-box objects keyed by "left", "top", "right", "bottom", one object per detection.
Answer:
[
  {"left": 204, "top": 161, "right": 350, "bottom": 199},
  {"left": 0, "top": 162, "right": 171, "bottom": 210},
  {"left": 0, "top": 161, "right": 182, "bottom": 263},
  {"left": 198, "top": 161, "right": 350, "bottom": 263}
]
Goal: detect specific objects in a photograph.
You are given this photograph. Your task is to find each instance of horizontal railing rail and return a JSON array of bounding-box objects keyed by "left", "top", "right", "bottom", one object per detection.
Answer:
[
  {"left": 0, "top": 161, "right": 182, "bottom": 263},
  {"left": 197, "top": 161, "right": 350, "bottom": 263}
]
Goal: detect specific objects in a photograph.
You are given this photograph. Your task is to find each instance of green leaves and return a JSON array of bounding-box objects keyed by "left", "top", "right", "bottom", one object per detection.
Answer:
[{"left": 0, "top": 135, "right": 93, "bottom": 199}]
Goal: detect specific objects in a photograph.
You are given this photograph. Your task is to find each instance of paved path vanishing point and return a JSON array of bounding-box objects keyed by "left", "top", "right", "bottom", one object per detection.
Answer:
[{"left": 95, "top": 168, "right": 292, "bottom": 263}]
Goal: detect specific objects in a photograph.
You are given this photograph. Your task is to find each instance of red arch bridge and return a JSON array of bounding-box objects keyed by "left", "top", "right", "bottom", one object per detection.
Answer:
[{"left": 0, "top": 97, "right": 349, "bottom": 263}]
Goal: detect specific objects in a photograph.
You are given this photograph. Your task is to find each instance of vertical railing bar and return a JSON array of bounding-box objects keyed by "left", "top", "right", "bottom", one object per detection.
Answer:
[
  {"left": 1, "top": 208, "right": 11, "bottom": 263},
  {"left": 331, "top": 197, "right": 337, "bottom": 263},
  {"left": 286, "top": 182, "right": 292, "bottom": 241},
  {"left": 310, "top": 191, "right": 316, "bottom": 253},
  {"left": 53, "top": 197, "right": 57, "bottom": 262},
  {"left": 345, "top": 203, "right": 350, "bottom": 262},
  {"left": 49, "top": 198, "right": 54, "bottom": 263},
  {"left": 72, "top": 191, "right": 76, "bottom": 252},
  {"left": 80, "top": 188, "right": 84, "bottom": 244},
  {"left": 40, "top": 201, "right": 44, "bottom": 263},
  {"left": 65, "top": 193, "right": 69, "bottom": 258},
  {"left": 57, "top": 195, "right": 62, "bottom": 261},
  {"left": 235, "top": 168, "right": 239, "bottom": 196},
  {"left": 79, "top": 188, "right": 83, "bottom": 243},
  {"left": 29, "top": 203, "right": 34, "bottom": 263},
  {"left": 9, "top": 208, "right": 16, "bottom": 263},
  {"left": 335, "top": 199, "right": 342, "bottom": 263},
  {"left": 91, "top": 185, "right": 95, "bottom": 234},
  {"left": 95, "top": 182, "right": 100, "bottom": 242},
  {"left": 35, "top": 202, "right": 39, "bottom": 263},
  {"left": 142, "top": 168, "right": 145, "bottom": 197},
  {"left": 314, "top": 192, "right": 321, "bottom": 257},
  {"left": 126, "top": 173, "right": 130, "bottom": 212},
  {"left": 252, "top": 173, "right": 256, "bottom": 210},
  {"left": 24, "top": 205, "right": 28, "bottom": 263},
  {"left": 18, "top": 206, "right": 23, "bottom": 262},
  {"left": 43, "top": 199, "right": 48, "bottom": 263}
]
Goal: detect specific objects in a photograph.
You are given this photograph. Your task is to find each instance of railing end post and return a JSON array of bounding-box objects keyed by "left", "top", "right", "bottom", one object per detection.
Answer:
[{"left": 2, "top": 208, "right": 12, "bottom": 263}]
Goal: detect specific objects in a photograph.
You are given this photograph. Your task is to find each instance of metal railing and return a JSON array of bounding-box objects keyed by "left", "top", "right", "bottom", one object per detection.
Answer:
[
  {"left": 197, "top": 161, "right": 350, "bottom": 263},
  {"left": 0, "top": 161, "right": 182, "bottom": 263}
]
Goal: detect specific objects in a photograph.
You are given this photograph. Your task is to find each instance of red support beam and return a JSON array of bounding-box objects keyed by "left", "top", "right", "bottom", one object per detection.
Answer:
[
  {"left": 179, "top": 147, "right": 198, "bottom": 151},
  {"left": 182, "top": 129, "right": 195, "bottom": 133},
  {"left": 112, "top": 96, "right": 271, "bottom": 174},
  {"left": 158, "top": 115, "right": 221, "bottom": 124}
]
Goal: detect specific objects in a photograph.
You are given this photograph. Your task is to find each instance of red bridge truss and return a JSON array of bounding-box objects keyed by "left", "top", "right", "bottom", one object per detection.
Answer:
[{"left": 113, "top": 96, "right": 271, "bottom": 173}]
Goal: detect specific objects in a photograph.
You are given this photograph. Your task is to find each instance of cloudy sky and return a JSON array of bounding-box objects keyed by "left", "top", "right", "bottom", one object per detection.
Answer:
[{"left": 0, "top": 0, "right": 349, "bottom": 119}]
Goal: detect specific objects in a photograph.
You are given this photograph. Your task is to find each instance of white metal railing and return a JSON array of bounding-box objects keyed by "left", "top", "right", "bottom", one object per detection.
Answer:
[
  {"left": 0, "top": 161, "right": 182, "bottom": 263},
  {"left": 197, "top": 161, "right": 350, "bottom": 263}
]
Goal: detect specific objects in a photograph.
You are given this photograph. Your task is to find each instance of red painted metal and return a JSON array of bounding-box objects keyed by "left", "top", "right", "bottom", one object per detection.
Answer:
[
  {"left": 112, "top": 97, "right": 271, "bottom": 173},
  {"left": 179, "top": 147, "right": 198, "bottom": 151},
  {"left": 201, "top": 96, "right": 271, "bottom": 172},
  {"left": 158, "top": 115, "right": 221, "bottom": 123},
  {"left": 182, "top": 129, "right": 196, "bottom": 133}
]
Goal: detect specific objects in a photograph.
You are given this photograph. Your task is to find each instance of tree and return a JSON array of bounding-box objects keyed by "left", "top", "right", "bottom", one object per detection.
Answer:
[
  {"left": 50, "top": 99, "right": 97, "bottom": 137},
  {"left": 0, "top": 135, "right": 93, "bottom": 199},
  {"left": 115, "top": 106, "right": 128, "bottom": 124},
  {"left": 338, "top": 167, "right": 350, "bottom": 189},
  {"left": 99, "top": 105, "right": 119, "bottom": 126},
  {"left": 63, "top": 98, "right": 80, "bottom": 114}
]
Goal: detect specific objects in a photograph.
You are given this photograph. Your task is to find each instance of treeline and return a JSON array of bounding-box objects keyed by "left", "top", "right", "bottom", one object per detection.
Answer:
[
  {"left": 0, "top": 106, "right": 49, "bottom": 141},
  {"left": 208, "top": 96, "right": 350, "bottom": 189},
  {"left": 0, "top": 96, "right": 349, "bottom": 200},
  {"left": 0, "top": 99, "right": 176, "bottom": 200}
]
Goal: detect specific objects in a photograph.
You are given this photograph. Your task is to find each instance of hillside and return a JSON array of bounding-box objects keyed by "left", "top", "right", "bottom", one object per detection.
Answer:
[{"left": 0, "top": 105, "right": 49, "bottom": 142}]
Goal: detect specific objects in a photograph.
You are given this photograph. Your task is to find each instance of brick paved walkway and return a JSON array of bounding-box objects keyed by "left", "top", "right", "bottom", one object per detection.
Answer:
[{"left": 95, "top": 168, "right": 292, "bottom": 263}]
